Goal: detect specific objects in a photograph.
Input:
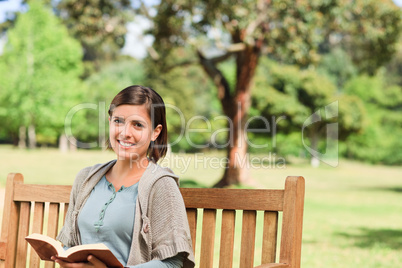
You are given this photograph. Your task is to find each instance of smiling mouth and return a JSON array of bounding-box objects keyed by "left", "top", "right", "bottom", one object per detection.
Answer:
[{"left": 118, "top": 140, "right": 135, "bottom": 147}]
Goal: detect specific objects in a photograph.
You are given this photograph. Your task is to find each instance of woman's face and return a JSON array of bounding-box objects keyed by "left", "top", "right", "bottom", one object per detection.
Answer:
[{"left": 109, "top": 104, "right": 162, "bottom": 163}]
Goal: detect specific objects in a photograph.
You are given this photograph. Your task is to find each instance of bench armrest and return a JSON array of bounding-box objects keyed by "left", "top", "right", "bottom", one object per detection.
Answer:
[{"left": 254, "top": 263, "right": 290, "bottom": 268}]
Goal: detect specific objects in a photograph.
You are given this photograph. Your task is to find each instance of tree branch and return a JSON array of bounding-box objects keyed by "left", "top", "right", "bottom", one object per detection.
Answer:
[
  {"left": 197, "top": 49, "right": 232, "bottom": 105},
  {"left": 209, "top": 43, "right": 246, "bottom": 64},
  {"left": 163, "top": 59, "right": 198, "bottom": 72},
  {"left": 244, "top": 0, "right": 270, "bottom": 45},
  {"left": 139, "top": 1, "right": 153, "bottom": 21}
]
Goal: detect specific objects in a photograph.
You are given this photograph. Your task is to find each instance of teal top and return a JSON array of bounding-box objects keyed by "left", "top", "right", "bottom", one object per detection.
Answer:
[{"left": 78, "top": 176, "right": 184, "bottom": 267}]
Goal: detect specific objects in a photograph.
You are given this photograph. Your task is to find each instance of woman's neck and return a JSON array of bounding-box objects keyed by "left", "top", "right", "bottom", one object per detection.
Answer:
[{"left": 107, "top": 157, "right": 149, "bottom": 189}]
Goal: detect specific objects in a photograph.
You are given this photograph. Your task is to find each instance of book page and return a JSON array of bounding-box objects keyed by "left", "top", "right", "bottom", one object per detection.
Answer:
[
  {"left": 25, "top": 233, "right": 64, "bottom": 260},
  {"left": 62, "top": 243, "right": 109, "bottom": 257}
]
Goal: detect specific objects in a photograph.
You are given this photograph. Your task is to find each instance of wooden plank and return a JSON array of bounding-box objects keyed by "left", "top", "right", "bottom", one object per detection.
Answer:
[
  {"left": 239, "top": 210, "right": 257, "bottom": 268},
  {"left": 199, "top": 209, "right": 216, "bottom": 268},
  {"left": 219, "top": 210, "right": 235, "bottom": 268},
  {"left": 46, "top": 203, "right": 60, "bottom": 239},
  {"left": 279, "top": 176, "right": 305, "bottom": 268},
  {"left": 29, "top": 202, "right": 45, "bottom": 268},
  {"left": 44, "top": 203, "right": 60, "bottom": 268},
  {"left": 181, "top": 188, "right": 284, "bottom": 211},
  {"left": 63, "top": 203, "right": 69, "bottom": 224},
  {"left": 186, "top": 208, "right": 197, "bottom": 253},
  {"left": 254, "top": 264, "right": 290, "bottom": 268},
  {"left": 14, "top": 184, "right": 71, "bottom": 203},
  {"left": 15, "top": 202, "right": 31, "bottom": 267},
  {"left": 1, "top": 173, "right": 24, "bottom": 268},
  {"left": 261, "top": 211, "right": 278, "bottom": 264}
]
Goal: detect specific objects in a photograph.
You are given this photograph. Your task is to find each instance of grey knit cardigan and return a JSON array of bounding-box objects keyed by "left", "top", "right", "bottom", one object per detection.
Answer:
[{"left": 56, "top": 160, "right": 195, "bottom": 267}]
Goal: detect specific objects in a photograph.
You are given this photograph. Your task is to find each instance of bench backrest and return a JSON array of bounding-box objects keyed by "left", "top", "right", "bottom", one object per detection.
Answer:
[{"left": 0, "top": 173, "right": 304, "bottom": 268}]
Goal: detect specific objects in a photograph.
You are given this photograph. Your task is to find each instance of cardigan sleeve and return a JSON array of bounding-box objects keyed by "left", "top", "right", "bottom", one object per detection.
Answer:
[
  {"left": 129, "top": 253, "right": 184, "bottom": 267},
  {"left": 147, "top": 177, "right": 195, "bottom": 268}
]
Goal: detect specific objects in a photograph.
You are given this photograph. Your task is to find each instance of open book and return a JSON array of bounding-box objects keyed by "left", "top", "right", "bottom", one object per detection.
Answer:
[{"left": 25, "top": 233, "right": 123, "bottom": 268}]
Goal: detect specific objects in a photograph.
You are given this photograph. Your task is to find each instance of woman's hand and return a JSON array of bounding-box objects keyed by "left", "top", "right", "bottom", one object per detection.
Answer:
[{"left": 51, "top": 255, "right": 107, "bottom": 268}]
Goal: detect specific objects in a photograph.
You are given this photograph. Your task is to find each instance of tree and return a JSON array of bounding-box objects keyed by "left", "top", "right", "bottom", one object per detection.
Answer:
[
  {"left": 140, "top": 0, "right": 401, "bottom": 187},
  {"left": 338, "top": 0, "right": 401, "bottom": 75},
  {"left": 57, "top": 0, "right": 132, "bottom": 74},
  {"left": 252, "top": 59, "right": 366, "bottom": 166},
  {"left": 0, "top": 0, "right": 83, "bottom": 149},
  {"left": 343, "top": 74, "right": 402, "bottom": 165}
]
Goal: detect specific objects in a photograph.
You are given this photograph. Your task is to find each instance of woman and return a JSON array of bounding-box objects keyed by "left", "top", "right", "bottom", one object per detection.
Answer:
[{"left": 54, "top": 86, "right": 195, "bottom": 267}]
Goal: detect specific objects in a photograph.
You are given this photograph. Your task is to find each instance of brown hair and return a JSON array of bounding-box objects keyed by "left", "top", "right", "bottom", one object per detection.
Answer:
[{"left": 108, "top": 85, "right": 168, "bottom": 162}]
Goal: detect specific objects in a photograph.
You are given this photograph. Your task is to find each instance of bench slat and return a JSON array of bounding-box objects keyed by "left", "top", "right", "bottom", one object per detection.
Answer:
[
  {"left": 63, "top": 203, "right": 69, "bottom": 224},
  {"left": 219, "top": 209, "right": 235, "bottom": 268},
  {"left": 1, "top": 173, "right": 23, "bottom": 267},
  {"left": 199, "top": 209, "right": 216, "bottom": 268},
  {"left": 186, "top": 208, "right": 197, "bottom": 253},
  {"left": 14, "top": 184, "right": 71, "bottom": 203},
  {"left": 46, "top": 203, "right": 60, "bottom": 239},
  {"left": 240, "top": 210, "right": 257, "bottom": 268},
  {"left": 279, "top": 176, "right": 305, "bottom": 268},
  {"left": 44, "top": 203, "right": 60, "bottom": 268},
  {"left": 262, "top": 211, "right": 279, "bottom": 263},
  {"left": 180, "top": 188, "right": 284, "bottom": 211},
  {"left": 15, "top": 202, "right": 30, "bottom": 268},
  {"left": 30, "top": 202, "right": 45, "bottom": 268}
]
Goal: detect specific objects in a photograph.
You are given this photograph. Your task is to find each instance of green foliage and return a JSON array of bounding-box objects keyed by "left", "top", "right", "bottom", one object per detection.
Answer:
[
  {"left": 57, "top": 0, "right": 132, "bottom": 72},
  {"left": 384, "top": 42, "right": 402, "bottom": 86},
  {"left": 339, "top": 0, "right": 402, "bottom": 75},
  {"left": 317, "top": 48, "right": 358, "bottom": 89},
  {"left": 0, "top": 0, "right": 83, "bottom": 145},
  {"left": 343, "top": 74, "right": 402, "bottom": 165},
  {"left": 146, "top": 0, "right": 341, "bottom": 68},
  {"left": 251, "top": 59, "right": 366, "bottom": 158}
]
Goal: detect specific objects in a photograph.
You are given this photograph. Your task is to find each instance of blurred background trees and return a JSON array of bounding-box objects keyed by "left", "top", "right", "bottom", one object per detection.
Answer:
[
  {"left": 0, "top": 0, "right": 401, "bottom": 186},
  {"left": 139, "top": 0, "right": 401, "bottom": 186},
  {"left": 56, "top": 0, "right": 132, "bottom": 76},
  {"left": 0, "top": 0, "right": 83, "bottom": 149}
]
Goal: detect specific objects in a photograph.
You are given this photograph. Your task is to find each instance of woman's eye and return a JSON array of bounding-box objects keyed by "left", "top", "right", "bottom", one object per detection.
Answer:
[
  {"left": 134, "top": 122, "right": 144, "bottom": 128},
  {"left": 113, "top": 118, "right": 123, "bottom": 124}
]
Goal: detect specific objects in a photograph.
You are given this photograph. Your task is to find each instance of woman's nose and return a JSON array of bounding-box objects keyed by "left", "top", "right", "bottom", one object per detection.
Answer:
[{"left": 118, "top": 124, "right": 132, "bottom": 139}]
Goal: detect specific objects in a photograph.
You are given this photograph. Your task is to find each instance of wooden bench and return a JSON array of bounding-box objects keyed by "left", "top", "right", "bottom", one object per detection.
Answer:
[{"left": 0, "top": 173, "right": 305, "bottom": 268}]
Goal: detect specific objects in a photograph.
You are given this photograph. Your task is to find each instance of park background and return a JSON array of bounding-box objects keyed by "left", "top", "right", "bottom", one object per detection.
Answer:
[{"left": 0, "top": 0, "right": 401, "bottom": 267}]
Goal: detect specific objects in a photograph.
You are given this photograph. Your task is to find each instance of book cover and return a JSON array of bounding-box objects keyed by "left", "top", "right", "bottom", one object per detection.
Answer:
[{"left": 25, "top": 233, "right": 123, "bottom": 268}]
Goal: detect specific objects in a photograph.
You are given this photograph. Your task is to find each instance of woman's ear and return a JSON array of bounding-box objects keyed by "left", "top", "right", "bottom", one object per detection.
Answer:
[{"left": 152, "top": 124, "right": 162, "bottom": 141}]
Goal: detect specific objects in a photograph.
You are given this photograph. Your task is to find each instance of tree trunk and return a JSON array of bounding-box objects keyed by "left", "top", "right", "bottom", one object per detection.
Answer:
[
  {"left": 215, "top": 45, "right": 261, "bottom": 187},
  {"left": 214, "top": 96, "right": 250, "bottom": 187},
  {"left": 28, "top": 124, "right": 36, "bottom": 149},
  {"left": 18, "top": 125, "right": 27, "bottom": 149},
  {"left": 197, "top": 30, "right": 262, "bottom": 187},
  {"left": 69, "top": 139, "right": 77, "bottom": 152},
  {"left": 59, "top": 134, "right": 69, "bottom": 153}
]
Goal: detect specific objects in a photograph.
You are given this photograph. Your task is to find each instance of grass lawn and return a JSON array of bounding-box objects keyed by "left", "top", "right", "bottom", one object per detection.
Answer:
[{"left": 1, "top": 145, "right": 401, "bottom": 267}]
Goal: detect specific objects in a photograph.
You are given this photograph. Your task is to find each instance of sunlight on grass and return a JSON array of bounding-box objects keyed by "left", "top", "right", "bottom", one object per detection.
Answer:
[{"left": 1, "top": 145, "right": 402, "bottom": 267}]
